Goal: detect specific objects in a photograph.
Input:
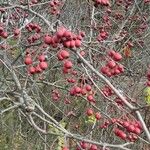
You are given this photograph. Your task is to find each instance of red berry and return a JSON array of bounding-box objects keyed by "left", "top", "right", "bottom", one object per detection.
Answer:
[
  {"left": 74, "top": 86, "right": 81, "bottom": 93},
  {"left": 64, "top": 60, "right": 73, "bottom": 69},
  {"left": 1, "top": 32, "right": 8, "bottom": 38},
  {"left": 44, "top": 35, "right": 52, "bottom": 45},
  {"left": 108, "top": 50, "right": 116, "bottom": 57},
  {"left": 113, "top": 52, "right": 122, "bottom": 61},
  {"left": 81, "top": 88, "right": 87, "bottom": 95},
  {"left": 35, "top": 65, "right": 43, "bottom": 73},
  {"left": 86, "top": 108, "right": 94, "bottom": 116},
  {"left": 28, "top": 66, "right": 36, "bottom": 74},
  {"left": 114, "top": 128, "right": 127, "bottom": 140},
  {"left": 57, "top": 53, "right": 64, "bottom": 61},
  {"left": 70, "top": 40, "right": 75, "bottom": 48},
  {"left": 107, "top": 60, "right": 116, "bottom": 68},
  {"left": 57, "top": 27, "right": 66, "bottom": 38},
  {"left": 38, "top": 55, "right": 46, "bottom": 62},
  {"left": 133, "top": 127, "right": 141, "bottom": 135},
  {"left": 63, "top": 30, "right": 72, "bottom": 38},
  {"left": 95, "top": 112, "right": 101, "bottom": 120},
  {"left": 39, "top": 61, "right": 48, "bottom": 70},
  {"left": 49, "top": 1, "right": 55, "bottom": 7},
  {"left": 85, "top": 84, "right": 92, "bottom": 91},
  {"left": 123, "top": 121, "right": 130, "bottom": 128},
  {"left": 127, "top": 124, "right": 135, "bottom": 132},
  {"left": 60, "top": 50, "right": 70, "bottom": 59},
  {"left": 80, "top": 141, "right": 88, "bottom": 149},
  {"left": 63, "top": 41, "right": 71, "bottom": 48},
  {"left": 63, "top": 67, "right": 69, "bottom": 74},
  {"left": 89, "top": 144, "right": 97, "bottom": 150},
  {"left": 24, "top": 56, "right": 32, "bottom": 65},
  {"left": 14, "top": 28, "right": 20, "bottom": 36},
  {"left": 87, "top": 95, "right": 94, "bottom": 102},
  {"left": 100, "top": 66, "right": 110, "bottom": 74},
  {"left": 75, "top": 39, "right": 81, "bottom": 47}
]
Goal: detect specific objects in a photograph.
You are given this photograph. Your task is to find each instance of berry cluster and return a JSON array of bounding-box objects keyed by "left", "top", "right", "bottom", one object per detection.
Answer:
[
  {"left": 24, "top": 51, "right": 48, "bottom": 75},
  {"left": 69, "top": 84, "right": 96, "bottom": 103},
  {"left": 25, "top": 22, "right": 41, "bottom": 33},
  {"left": 93, "top": 0, "right": 110, "bottom": 7},
  {"left": 86, "top": 108, "right": 102, "bottom": 120},
  {"left": 44, "top": 26, "right": 84, "bottom": 48},
  {"left": 100, "top": 50, "right": 124, "bottom": 77},
  {"left": 52, "top": 89, "right": 61, "bottom": 101},
  {"left": 97, "top": 29, "right": 108, "bottom": 41},
  {"left": 101, "top": 85, "right": 113, "bottom": 97},
  {"left": 49, "top": 0, "right": 61, "bottom": 15},
  {"left": 100, "top": 118, "right": 143, "bottom": 141},
  {"left": 114, "top": 119, "right": 142, "bottom": 141}
]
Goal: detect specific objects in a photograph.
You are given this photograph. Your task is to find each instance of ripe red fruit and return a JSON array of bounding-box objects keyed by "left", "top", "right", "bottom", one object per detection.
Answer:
[
  {"left": 74, "top": 86, "right": 81, "bottom": 93},
  {"left": 108, "top": 50, "right": 116, "bottom": 57},
  {"left": 107, "top": 60, "right": 116, "bottom": 68},
  {"left": 62, "top": 67, "right": 69, "bottom": 74},
  {"left": 1, "top": 32, "right": 8, "bottom": 38},
  {"left": 87, "top": 95, "right": 94, "bottom": 102},
  {"left": 89, "top": 144, "right": 97, "bottom": 150},
  {"left": 114, "top": 128, "right": 127, "bottom": 140},
  {"left": 111, "top": 118, "right": 117, "bottom": 123},
  {"left": 35, "top": 65, "right": 43, "bottom": 73},
  {"left": 44, "top": 35, "right": 52, "bottom": 45},
  {"left": 75, "top": 39, "right": 81, "bottom": 47},
  {"left": 57, "top": 27, "right": 66, "bottom": 38},
  {"left": 105, "top": 70, "right": 112, "bottom": 77},
  {"left": 100, "top": 66, "right": 110, "bottom": 74},
  {"left": 81, "top": 88, "right": 87, "bottom": 95},
  {"left": 63, "top": 30, "right": 72, "bottom": 38},
  {"left": 28, "top": 66, "right": 36, "bottom": 74},
  {"left": 127, "top": 124, "right": 135, "bottom": 132},
  {"left": 70, "top": 40, "right": 75, "bottom": 48},
  {"left": 113, "top": 52, "right": 122, "bottom": 61},
  {"left": 69, "top": 87, "right": 75, "bottom": 96},
  {"left": 64, "top": 60, "right": 73, "bottom": 69},
  {"left": 57, "top": 53, "right": 64, "bottom": 61},
  {"left": 24, "top": 56, "right": 32, "bottom": 65},
  {"left": 119, "top": 132, "right": 127, "bottom": 140},
  {"left": 38, "top": 55, "right": 46, "bottom": 62},
  {"left": 60, "top": 50, "right": 70, "bottom": 59},
  {"left": 86, "top": 108, "right": 94, "bottom": 116},
  {"left": 49, "top": 1, "right": 55, "bottom": 7},
  {"left": 14, "top": 28, "right": 20, "bottom": 36},
  {"left": 133, "top": 127, "right": 141, "bottom": 135},
  {"left": 85, "top": 84, "right": 92, "bottom": 91},
  {"left": 123, "top": 121, "right": 130, "bottom": 128},
  {"left": 63, "top": 41, "right": 71, "bottom": 48},
  {"left": 52, "top": 35, "right": 60, "bottom": 43},
  {"left": 135, "top": 121, "right": 142, "bottom": 130},
  {"left": 39, "top": 61, "right": 48, "bottom": 70},
  {"left": 117, "top": 64, "right": 124, "bottom": 73},
  {"left": 95, "top": 112, "right": 101, "bottom": 120},
  {"left": 80, "top": 141, "right": 88, "bottom": 149},
  {"left": 114, "top": 67, "right": 121, "bottom": 74}
]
